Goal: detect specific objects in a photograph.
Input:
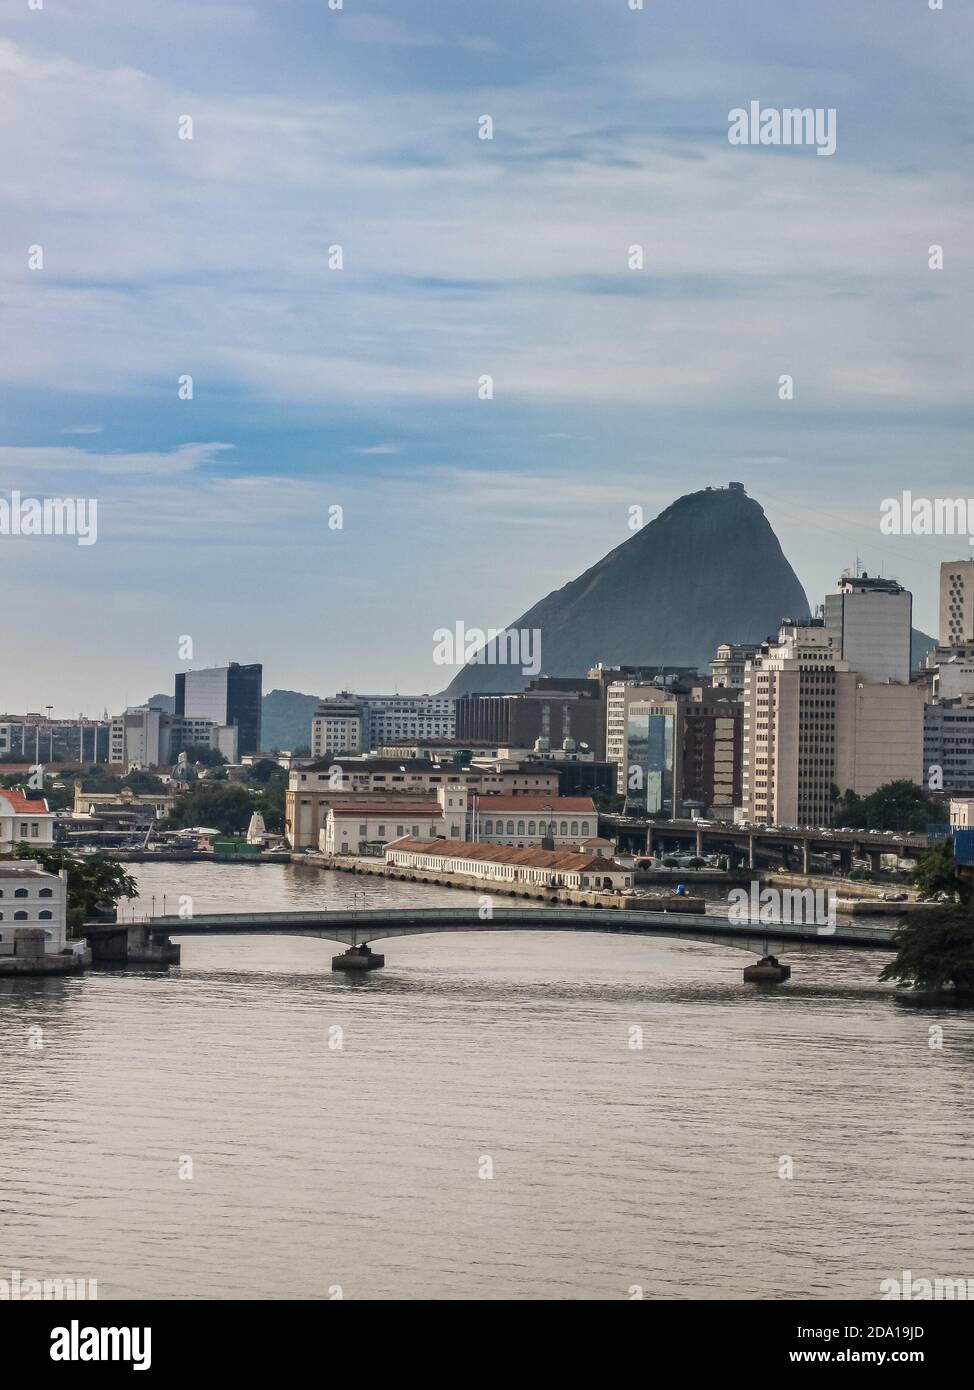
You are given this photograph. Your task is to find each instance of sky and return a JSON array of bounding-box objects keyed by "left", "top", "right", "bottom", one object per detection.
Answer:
[{"left": 1, "top": 0, "right": 972, "bottom": 716}]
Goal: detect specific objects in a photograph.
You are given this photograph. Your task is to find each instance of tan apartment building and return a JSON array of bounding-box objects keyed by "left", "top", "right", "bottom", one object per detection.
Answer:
[{"left": 741, "top": 619, "right": 924, "bottom": 827}]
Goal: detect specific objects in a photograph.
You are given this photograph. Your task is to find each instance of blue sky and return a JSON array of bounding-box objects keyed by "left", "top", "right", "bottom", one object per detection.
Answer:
[{"left": 1, "top": 0, "right": 971, "bottom": 715}]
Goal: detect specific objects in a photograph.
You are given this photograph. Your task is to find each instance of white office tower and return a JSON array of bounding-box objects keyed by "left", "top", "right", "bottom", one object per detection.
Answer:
[{"left": 824, "top": 573, "right": 913, "bottom": 684}]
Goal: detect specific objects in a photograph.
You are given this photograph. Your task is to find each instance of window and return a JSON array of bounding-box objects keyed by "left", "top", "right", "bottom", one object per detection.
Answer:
[
  {"left": 14, "top": 888, "right": 28, "bottom": 899},
  {"left": 39, "top": 911, "right": 53, "bottom": 920},
  {"left": 14, "top": 911, "right": 28, "bottom": 920},
  {"left": 39, "top": 888, "right": 53, "bottom": 898}
]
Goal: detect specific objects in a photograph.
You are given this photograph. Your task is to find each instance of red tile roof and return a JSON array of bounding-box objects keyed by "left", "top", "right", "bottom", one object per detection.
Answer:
[
  {"left": 385, "top": 838, "right": 618, "bottom": 873},
  {"left": 0, "top": 789, "right": 50, "bottom": 814},
  {"left": 472, "top": 795, "right": 596, "bottom": 812}
]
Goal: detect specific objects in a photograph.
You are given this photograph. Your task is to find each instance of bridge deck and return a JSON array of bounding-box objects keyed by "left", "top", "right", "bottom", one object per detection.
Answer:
[{"left": 125, "top": 906, "right": 898, "bottom": 950}]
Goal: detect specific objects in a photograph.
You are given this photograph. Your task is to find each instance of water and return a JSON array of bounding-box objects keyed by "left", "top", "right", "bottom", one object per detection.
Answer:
[{"left": 2, "top": 862, "right": 972, "bottom": 1301}]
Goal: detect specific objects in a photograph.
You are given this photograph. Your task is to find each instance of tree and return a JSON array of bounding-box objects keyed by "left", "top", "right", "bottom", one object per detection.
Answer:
[
  {"left": 880, "top": 904, "right": 974, "bottom": 996},
  {"left": 246, "top": 759, "right": 281, "bottom": 784},
  {"left": 913, "top": 837, "right": 971, "bottom": 905},
  {"left": 122, "top": 768, "right": 166, "bottom": 794},
  {"left": 180, "top": 745, "right": 227, "bottom": 767},
  {"left": 12, "top": 844, "right": 137, "bottom": 931},
  {"left": 163, "top": 783, "right": 255, "bottom": 835},
  {"left": 833, "top": 779, "right": 948, "bottom": 833}
]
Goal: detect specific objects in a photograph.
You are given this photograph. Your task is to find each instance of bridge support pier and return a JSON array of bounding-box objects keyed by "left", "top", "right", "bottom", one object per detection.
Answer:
[
  {"left": 332, "top": 943, "right": 385, "bottom": 972},
  {"left": 743, "top": 954, "right": 791, "bottom": 984},
  {"left": 802, "top": 841, "right": 810, "bottom": 875}
]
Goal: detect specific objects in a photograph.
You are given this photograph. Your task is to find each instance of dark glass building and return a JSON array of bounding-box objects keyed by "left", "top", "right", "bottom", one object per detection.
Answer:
[{"left": 175, "top": 662, "right": 262, "bottom": 756}]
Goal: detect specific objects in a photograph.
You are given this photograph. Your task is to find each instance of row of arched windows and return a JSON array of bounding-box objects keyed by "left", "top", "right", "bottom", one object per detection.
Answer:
[
  {"left": 0, "top": 911, "right": 54, "bottom": 920},
  {"left": 482, "top": 820, "right": 590, "bottom": 837},
  {"left": 0, "top": 887, "right": 54, "bottom": 898}
]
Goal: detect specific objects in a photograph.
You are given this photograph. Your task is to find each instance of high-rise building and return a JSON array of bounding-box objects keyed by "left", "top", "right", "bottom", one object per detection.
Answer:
[
  {"left": 824, "top": 573, "right": 912, "bottom": 684},
  {"left": 455, "top": 681, "right": 599, "bottom": 755},
  {"left": 311, "top": 698, "right": 363, "bottom": 759},
  {"left": 175, "top": 663, "right": 262, "bottom": 756},
  {"left": 940, "top": 560, "right": 974, "bottom": 645},
  {"left": 741, "top": 618, "right": 924, "bottom": 826},
  {"left": 312, "top": 693, "right": 454, "bottom": 754},
  {"left": 110, "top": 708, "right": 238, "bottom": 767},
  {"left": 608, "top": 681, "right": 742, "bottom": 816},
  {"left": 924, "top": 698, "right": 974, "bottom": 794}
]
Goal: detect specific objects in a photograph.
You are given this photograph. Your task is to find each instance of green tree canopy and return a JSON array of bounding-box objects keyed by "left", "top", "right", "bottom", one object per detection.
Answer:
[
  {"left": 833, "top": 779, "right": 947, "bottom": 833},
  {"left": 880, "top": 904, "right": 974, "bottom": 996},
  {"left": 179, "top": 745, "right": 227, "bottom": 767},
  {"left": 163, "top": 783, "right": 256, "bottom": 835}
]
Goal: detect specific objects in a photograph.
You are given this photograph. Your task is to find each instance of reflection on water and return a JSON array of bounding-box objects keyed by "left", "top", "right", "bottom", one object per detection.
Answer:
[{"left": 1, "top": 863, "right": 971, "bottom": 1301}]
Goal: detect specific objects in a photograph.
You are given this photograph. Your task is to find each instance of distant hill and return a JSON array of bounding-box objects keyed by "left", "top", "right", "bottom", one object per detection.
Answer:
[
  {"left": 261, "top": 689, "right": 321, "bottom": 751},
  {"left": 444, "top": 484, "right": 811, "bottom": 695},
  {"left": 911, "top": 629, "right": 936, "bottom": 668}
]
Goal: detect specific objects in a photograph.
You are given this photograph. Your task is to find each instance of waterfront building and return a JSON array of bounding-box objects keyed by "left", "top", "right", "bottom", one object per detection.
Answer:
[
  {"left": 384, "top": 838, "right": 634, "bottom": 892},
  {"left": 286, "top": 757, "right": 559, "bottom": 848},
  {"left": 175, "top": 663, "right": 262, "bottom": 756},
  {"left": 471, "top": 794, "right": 597, "bottom": 846},
  {"left": 0, "top": 862, "right": 68, "bottom": 957},
  {"left": 323, "top": 786, "right": 468, "bottom": 856},
  {"left": 0, "top": 788, "right": 56, "bottom": 849}
]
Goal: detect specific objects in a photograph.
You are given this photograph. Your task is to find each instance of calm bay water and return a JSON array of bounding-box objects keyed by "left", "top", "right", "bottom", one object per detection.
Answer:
[{"left": 2, "top": 862, "right": 973, "bottom": 1301}]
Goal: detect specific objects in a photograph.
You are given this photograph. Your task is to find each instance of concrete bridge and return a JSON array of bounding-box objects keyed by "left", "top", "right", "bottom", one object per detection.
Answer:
[{"left": 81, "top": 905, "right": 899, "bottom": 974}]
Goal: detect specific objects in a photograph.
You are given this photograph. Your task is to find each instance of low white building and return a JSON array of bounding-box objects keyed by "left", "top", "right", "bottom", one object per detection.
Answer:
[
  {"left": 950, "top": 799, "right": 974, "bottom": 828},
  {"left": 472, "top": 795, "right": 597, "bottom": 846},
  {"left": 0, "top": 789, "right": 56, "bottom": 849},
  {"left": 385, "top": 838, "right": 634, "bottom": 892},
  {"left": 322, "top": 785, "right": 469, "bottom": 855},
  {"left": 0, "top": 862, "right": 68, "bottom": 956}
]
